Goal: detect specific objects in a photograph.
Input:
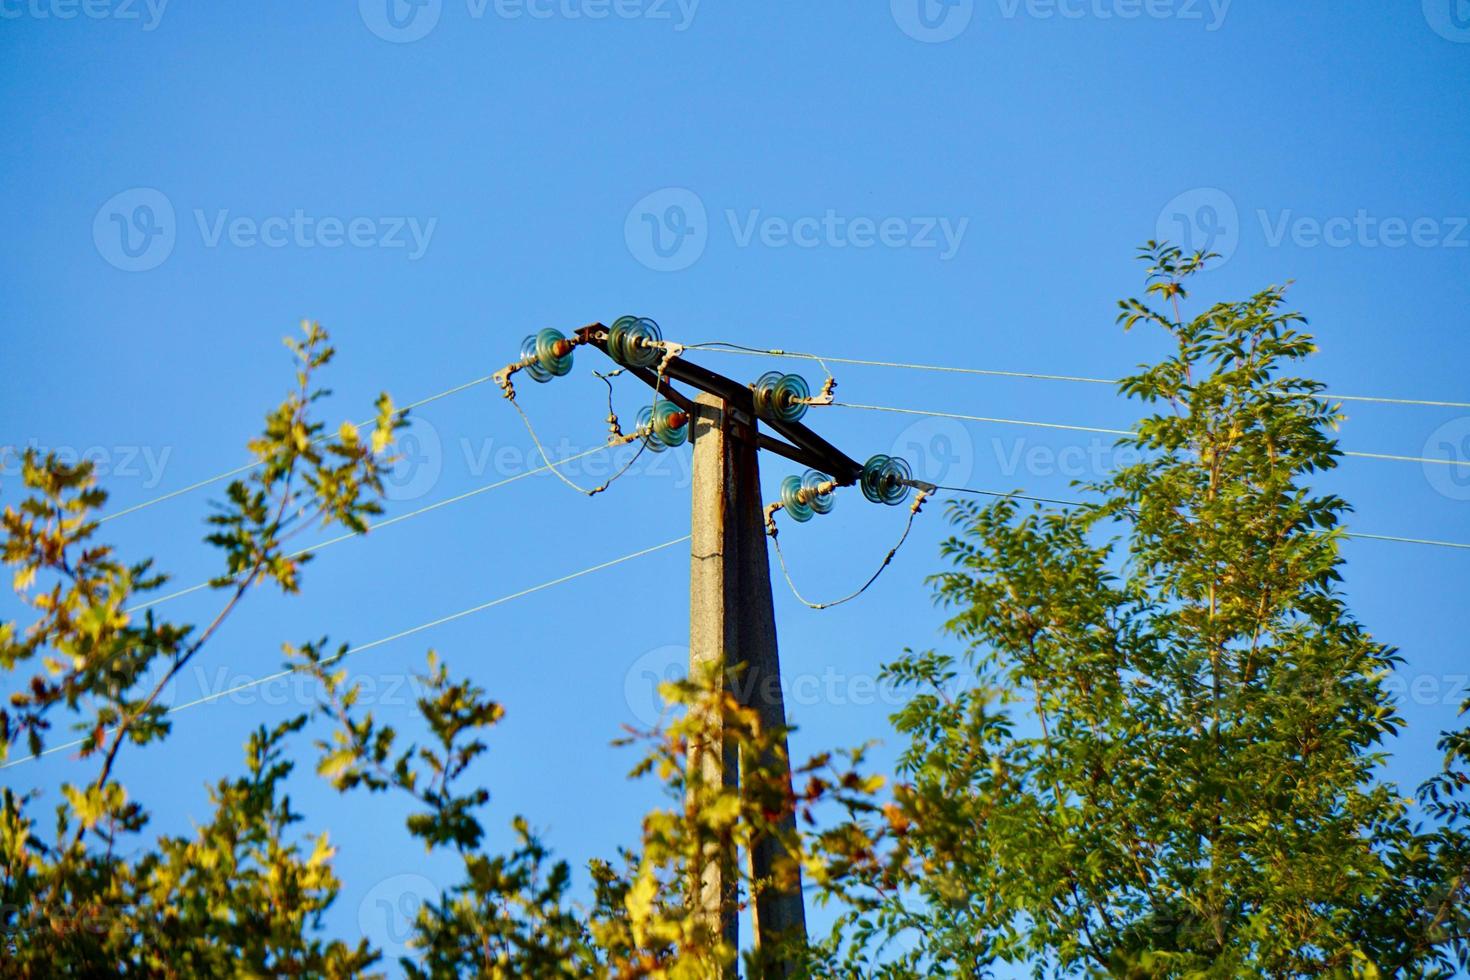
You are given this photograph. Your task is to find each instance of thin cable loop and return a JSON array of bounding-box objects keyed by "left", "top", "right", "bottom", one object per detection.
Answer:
[
  {"left": 496, "top": 341, "right": 687, "bottom": 497},
  {"left": 502, "top": 394, "right": 648, "bottom": 496},
  {"left": 765, "top": 490, "right": 929, "bottom": 610},
  {"left": 2, "top": 534, "right": 692, "bottom": 769}
]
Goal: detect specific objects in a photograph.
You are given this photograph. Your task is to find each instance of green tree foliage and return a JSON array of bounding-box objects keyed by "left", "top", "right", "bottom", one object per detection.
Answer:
[
  {"left": 1, "top": 322, "right": 398, "bottom": 975},
  {"left": 808, "top": 245, "right": 1470, "bottom": 977},
  {"left": 3, "top": 254, "right": 1467, "bottom": 978}
]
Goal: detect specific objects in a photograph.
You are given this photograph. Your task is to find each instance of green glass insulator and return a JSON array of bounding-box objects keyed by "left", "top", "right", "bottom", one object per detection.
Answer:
[
  {"left": 535, "top": 327, "right": 573, "bottom": 378},
  {"left": 608, "top": 315, "right": 663, "bottom": 368},
  {"left": 635, "top": 405, "right": 666, "bottom": 453},
  {"left": 803, "top": 469, "right": 835, "bottom": 515},
  {"left": 861, "top": 454, "right": 912, "bottom": 505},
  {"left": 780, "top": 474, "right": 815, "bottom": 522},
  {"left": 519, "top": 334, "right": 553, "bottom": 383},
  {"left": 652, "top": 400, "right": 688, "bottom": 448},
  {"left": 753, "top": 371, "right": 810, "bottom": 422},
  {"left": 637, "top": 399, "right": 688, "bottom": 452},
  {"left": 518, "top": 328, "right": 571, "bottom": 382}
]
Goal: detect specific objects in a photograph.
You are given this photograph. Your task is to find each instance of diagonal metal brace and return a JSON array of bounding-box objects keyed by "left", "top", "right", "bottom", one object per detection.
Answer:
[{"left": 574, "top": 323, "right": 863, "bottom": 484}]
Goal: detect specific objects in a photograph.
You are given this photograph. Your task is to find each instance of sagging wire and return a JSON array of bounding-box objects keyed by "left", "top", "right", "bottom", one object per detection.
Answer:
[
  {"left": 494, "top": 318, "right": 690, "bottom": 497},
  {"left": 765, "top": 484, "right": 931, "bottom": 611},
  {"left": 761, "top": 457, "right": 935, "bottom": 610}
]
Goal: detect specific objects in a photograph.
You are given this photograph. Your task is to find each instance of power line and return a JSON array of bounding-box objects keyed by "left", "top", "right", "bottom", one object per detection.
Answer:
[
  {"left": 76, "top": 342, "right": 1469, "bottom": 529},
  {"left": 127, "top": 443, "right": 617, "bottom": 613},
  {"left": 701, "top": 345, "right": 1470, "bottom": 410},
  {"left": 932, "top": 486, "right": 1470, "bottom": 551},
  {"left": 837, "top": 402, "right": 1130, "bottom": 437},
  {"left": 1344, "top": 532, "right": 1470, "bottom": 550},
  {"left": 829, "top": 402, "right": 1469, "bottom": 469},
  {"left": 2, "top": 534, "right": 691, "bottom": 769},
  {"left": 97, "top": 374, "right": 496, "bottom": 525}
]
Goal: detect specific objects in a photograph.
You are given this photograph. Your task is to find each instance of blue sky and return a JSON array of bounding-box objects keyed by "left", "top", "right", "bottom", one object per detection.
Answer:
[{"left": 2, "top": 0, "right": 1469, "bottom": 972}]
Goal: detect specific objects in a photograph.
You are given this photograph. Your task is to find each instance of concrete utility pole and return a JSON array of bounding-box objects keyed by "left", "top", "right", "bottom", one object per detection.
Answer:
[
  {"left": 688, "top": 393, "right": 806, "bottom": 970},
  {"left": 570, "top": 324, "right": 866, "bottom": 976}
]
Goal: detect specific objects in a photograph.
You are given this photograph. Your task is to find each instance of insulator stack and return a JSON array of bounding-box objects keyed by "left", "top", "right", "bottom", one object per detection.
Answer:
[
  {"left": 752, "top": 371, "right": 811, "bottom": 423},
  {"left": 779, "top": 469, "right": 836, "bottom": 523},
  {"left": 607, "top": 315, "right": 664, "bottom": 368},
  {"left": 518, "top": 327, "right": 575, "bottom": 383},
  {"left": 636, "top": 399, "right": 689, "bottom": 452},
  {"left": 860, "top": 454, "right": 913, "bottom": 505}
]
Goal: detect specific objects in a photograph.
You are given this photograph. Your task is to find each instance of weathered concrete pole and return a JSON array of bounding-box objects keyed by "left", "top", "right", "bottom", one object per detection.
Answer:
[{"left": 688, "top": 392, "right": 806, "bottom": 976}]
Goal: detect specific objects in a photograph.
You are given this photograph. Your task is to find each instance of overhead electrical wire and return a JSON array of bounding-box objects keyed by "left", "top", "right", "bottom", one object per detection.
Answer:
[
  {"left": 700, "top": 344, "right": 1470, "bottom": 410},
  {"left": 126, "top": 443, "right": 619, "bottom": 614},
  {"left": 74, "top": 340, "right": 1469, "bottom": 529},
  {"left": 2, "top": 534, "right": 691, "bottom": 769},
  {"left": 828, "top": 402, "right": 1469, "bottom": 469},
  {"left": 930, "top": 485, "right": 1470, "bottom": 551},
  {"left": 96, "top": 373, "right": 498, "bottom": 525}
]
